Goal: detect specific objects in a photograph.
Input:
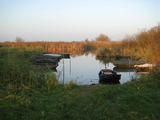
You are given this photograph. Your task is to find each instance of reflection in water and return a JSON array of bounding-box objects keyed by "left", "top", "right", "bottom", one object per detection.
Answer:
[
  {"left": 55, "top": 53, "right": 141, "bottom": 85},
  {"left": 96, "top": 56, "right": 115, "bottom": 64}
]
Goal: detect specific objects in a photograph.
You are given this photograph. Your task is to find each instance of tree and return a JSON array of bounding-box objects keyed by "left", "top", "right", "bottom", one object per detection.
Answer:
[
  {"left": 85, "top": 38, "right": 89, "bottom": 42},
  {"left": 15, "top": 37, "right": 24, "bottom": 42},
  {"left": 95, "top": 34, "right": 111, "bottom": 41}
]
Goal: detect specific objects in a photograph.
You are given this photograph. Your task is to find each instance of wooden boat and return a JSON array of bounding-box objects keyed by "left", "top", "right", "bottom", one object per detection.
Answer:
[
  {"left": 43, "top": 54, "right": 62, "bottom": 58},
  {"left": 36, "top": 54, "right": 62, "bottom": 61},
  {"left": 99, "top": 80, "right": 120, "bottom": 85},
  {"left": 134, "top": 63, "right": 156, "bottom": 72},
  {"left": 115, "top": 55, "right": 141, "bottom": 60},
  {"left": 31, "top": 59, "right": 58, "bottom": 64},
  {"left": 113, "top": 67, "right": 136, "bottom": 72},
  {"left": 113, "top": 60, "right": 145, "bottom": 68},
  {"left": 60, "top": 54, "right": 70, "bottom": 58},
  {"left": 32, "top": 54, "right": 61, "bottom": 68},
  {"left": 35, "top": 64, "right": 58, "bottom": 69},
  {"left": 98, "top": 69, "right": 121, "bottom": 82},
  {"left": 115, "top": 55, "right": 133, "bottom": 60}
]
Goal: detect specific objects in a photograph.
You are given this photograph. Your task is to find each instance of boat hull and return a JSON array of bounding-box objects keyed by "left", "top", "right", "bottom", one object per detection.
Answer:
[
  {"left": 99, "top": 74, "right": 121, "bottom": 82},
  {"left": 35, "top": 64, "right": 58, "bottom": 69},
  {"left": 32, "top": 59, "right": 58, "bottom": 64},
  {"left": 98, "top": 69, "right": 121, "bottom": 82},
  {"left": 60, "top": 54, "right": 70, "bottom": 58}
]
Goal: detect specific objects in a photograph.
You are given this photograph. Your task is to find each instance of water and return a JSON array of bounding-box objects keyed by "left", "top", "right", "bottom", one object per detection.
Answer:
[{"left": 55, "top": 53, "right": 142, "bottom": 85}]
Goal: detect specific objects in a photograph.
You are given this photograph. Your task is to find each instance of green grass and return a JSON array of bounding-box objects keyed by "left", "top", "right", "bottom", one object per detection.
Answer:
[{"left": 0, "top": 47, "right": 160, "bottom": 120}]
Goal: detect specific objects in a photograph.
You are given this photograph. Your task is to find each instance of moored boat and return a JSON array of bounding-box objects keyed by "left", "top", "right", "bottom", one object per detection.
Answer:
[
  {"left": 113, "top": 60, "right": 145, "bottom": 68},
  {"left": 35, "top": 64, "right": 58, "bottom": 69},
  {"left": 43, "top": 54, "right": 62, "bottom": 58},
  {"left": 36, "top": 54, "right": 62, "bottom": 61},
  {"left": 31, "top": 58, "right": 58, "bottom": 64},
  {"left": 98, "top": 69, "right": 121, "bottom": 82},
  {"left": 60, "top": 54, "right": 70, "bottom": 58},
  {"left": 115, "top": 55, "right": 133, "bottom": 60},
  {"left": 31, "top": 54, "right": 61, "bottom": 69},
  {"left": 134, "top": 63, "right": 156, "bottom": 72}
]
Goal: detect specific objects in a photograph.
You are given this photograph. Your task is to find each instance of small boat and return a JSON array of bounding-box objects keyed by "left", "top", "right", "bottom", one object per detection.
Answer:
[
  {"left": 43, "top": 54, "right": 62, "bottom": 58},
  {"left": 134, "top": 63, "right": 156, "bottom": 72},
  {"left": 113, "top": 60, "right": 145, "bottom": 68},
  {"left": 35, "top": 64, "right": 58, "bottom": 69},
  {"left": 31, "top": 59, "right": 58, "bottom": 64},
  {"left": 98, "top": 68, "right": 121, "bottom": 82},
  {"left": 31, "top": 54, "right": 61, "bottom": 68},
  {"left": 36, "top": 54, "right": 62, "bottom": 61},
  {"left": 113, "top": 67, "right": 136, "bottom": 72},
  {"left": 34, "top": 62, "right": 58, "bottom": 65},
  {"left": 60, "top": 54, "right": 70, "bottom": 58},
  {"left": 115, "top": 55, "right": 133, "bottom": 60}
]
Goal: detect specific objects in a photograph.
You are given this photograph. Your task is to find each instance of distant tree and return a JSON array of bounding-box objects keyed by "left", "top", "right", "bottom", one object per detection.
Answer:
[
  {"left": 95, "top": 34, "right": 111, "bottom": 41},
  {"left": 85, "top": 38, "right": 89, "bottom": 42},
  {"left": 15, "top": 37, "right": 24, "bottom": 42}
]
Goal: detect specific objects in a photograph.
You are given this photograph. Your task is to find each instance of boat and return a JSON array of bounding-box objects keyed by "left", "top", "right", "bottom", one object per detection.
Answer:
[
  {"left": 113, "top": 67, "right": 136, "bottom": 72},
  {"left": 113, "top": 60, "right": 145, "bottom": 68},
  {"left": 43, "top": 54, "right": 62, "bottom": 58},
  {"left": 99, "top": 80, "right": 120, "bottom": 85},
  {"left": 31, "top": 54, "right": 61, "bottom": 69},
  {"left": 60, "top": 54, "right": 70, "bottom": 58},
  {"left": 98, "top": 68, "right": 121, "bottom": 82},
  {"left": 31, "top": 58, "right": 58, "bottom": 64},
  {"left": 35, "top": 63, "right": 58, "bottom": 69},
  {"left": 134, "top": 63, "right": 156, "bottom": 72},
  {"left": 36, "top": 54, "right": 62, "bottom": 61},
  {"left": 115, "top": 55, "right": 134, "bottom": 60}
]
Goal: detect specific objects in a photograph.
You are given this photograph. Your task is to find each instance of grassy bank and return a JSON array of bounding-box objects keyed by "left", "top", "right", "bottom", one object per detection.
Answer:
[{"left": 0, "top": 47, "right": 160, "bottom": 120}]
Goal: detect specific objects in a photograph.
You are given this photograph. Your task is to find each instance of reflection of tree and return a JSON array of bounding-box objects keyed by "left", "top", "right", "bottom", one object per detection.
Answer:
[
  {"left": 47, "top": 48, "right": 84, "bottom": 57},
  {"left": 96, "top": 56, "right": 115, "bottom": 64},
  {"left": 83, "top": 50, "right": 97, "bottom": 56}
]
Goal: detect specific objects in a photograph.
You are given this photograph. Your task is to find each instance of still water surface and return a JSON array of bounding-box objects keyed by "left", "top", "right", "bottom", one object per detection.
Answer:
[{"left": 56, "top": 53, "right": 141, "bottom": 85}]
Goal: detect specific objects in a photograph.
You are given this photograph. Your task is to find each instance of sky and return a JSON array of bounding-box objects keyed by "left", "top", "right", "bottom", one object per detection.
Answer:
[{"left": 0, "top": 0, "right": 160, "bottom": 42}]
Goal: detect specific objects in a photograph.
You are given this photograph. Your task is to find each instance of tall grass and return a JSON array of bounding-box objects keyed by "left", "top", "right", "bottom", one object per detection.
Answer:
[
  {"left": 0, "top": 47, "right": 58, "bottom": 90},
  {"left": 0, "top": 47, "right": 59, "bottom": 119}
]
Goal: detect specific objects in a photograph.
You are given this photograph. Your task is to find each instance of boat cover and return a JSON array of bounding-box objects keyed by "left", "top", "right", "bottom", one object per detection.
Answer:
[{"left": 134, "top": 63, "right": 156, "bottom": 68}]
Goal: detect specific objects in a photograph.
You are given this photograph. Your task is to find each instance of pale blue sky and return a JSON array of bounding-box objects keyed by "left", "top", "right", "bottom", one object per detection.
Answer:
[{"left": 0, "top": 0, "right": 160, "bottom": 42}]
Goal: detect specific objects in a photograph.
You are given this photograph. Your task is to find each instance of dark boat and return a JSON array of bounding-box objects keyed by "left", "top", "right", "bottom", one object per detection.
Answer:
[
  {"left": 98, "top": 69, "right": 121, "bottom": 82},
  {"left": 31, "top": 54, "right": 61, "bottom": 69},
  {"left": 35, "top": 63, "right": 58, "bottom": 69},
  {"left": 31, "top": 59, "right": 58, "bottom": 64},
  {"left": 35, "top": 54, "right": 62, "bottom": 61},
  {"left": 60, "top": 54, "right": 70, "bottom": 59},
  {"left": 113, "top": 60, "right": 145, "bottom": 68},
  {"left": 115, "top": 55, "right": 134, "bottom": 60},
  {"left": 113, "top": 67, "right": 136, "bottom": 72}
]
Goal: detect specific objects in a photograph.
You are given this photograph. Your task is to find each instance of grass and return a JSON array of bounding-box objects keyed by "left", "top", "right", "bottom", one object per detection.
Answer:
[{"left": 0, "top": 47, "right": 160, "bottom": 120}]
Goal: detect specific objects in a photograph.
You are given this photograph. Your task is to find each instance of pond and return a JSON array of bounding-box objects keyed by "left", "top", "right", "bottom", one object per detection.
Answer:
[{"left": 55, "top": 53, "right": 143, "bottom": 85}]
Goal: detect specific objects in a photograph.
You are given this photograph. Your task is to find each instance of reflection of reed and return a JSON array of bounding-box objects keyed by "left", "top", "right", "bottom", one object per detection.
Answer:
[{"left": 47, "top": 48, "right": 84, "bottom": 57}]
